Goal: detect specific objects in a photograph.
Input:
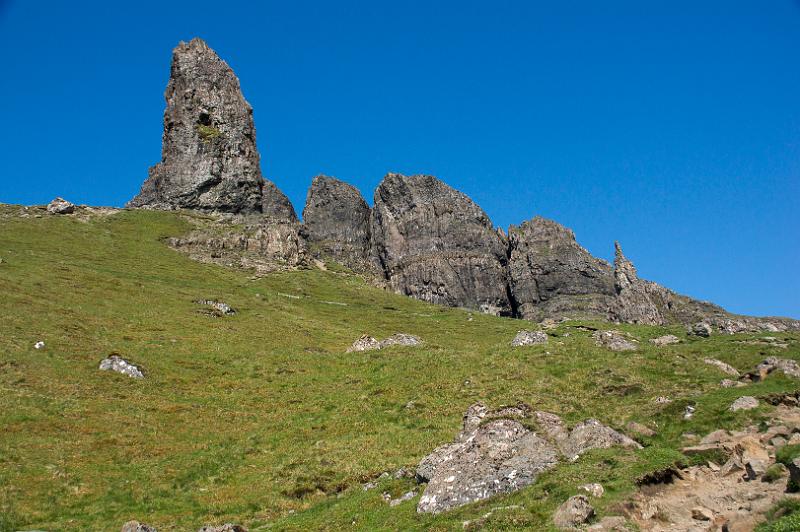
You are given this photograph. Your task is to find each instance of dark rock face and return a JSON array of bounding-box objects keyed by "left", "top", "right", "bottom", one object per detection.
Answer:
[
  {"left": 508, "top": 217, "right": 615, "bottom": 320},
  {"left": 371, "top": 173, "right": 511, "bottom": 315},
  {"left": 302, "top": 175, "right": 372, "bottom": 270},
  {"left": 128, "top": 38, "right": 291, "bottom": 217}
]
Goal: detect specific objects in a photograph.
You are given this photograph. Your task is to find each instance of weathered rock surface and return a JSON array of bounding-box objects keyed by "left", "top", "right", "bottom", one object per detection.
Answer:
[
  {"left": 703, "top": 358, "right": 739, "bottom": 377},
  {"left": 579, "top": 482, "right": 605, "bottom": 497},
  {"left": 416, "top": 403, "right": 559, "bottom": 514},
  {"left": 371, "top": 173, "right": 511, "bottom": 315},
  {"left": 197, "top": 525, "right": 247, "bottom": 532},
  {"left": 610, "top": 242, "right": 666, "bottom": 325},
  {"left": 47, "top": 197, "right": 75, "bottom": 214},
  {"left": 650, "top": 334, "right": 680, "bottom": 346},
  {"left": 508, "top": 217, "right": 615, "bottom": 320},
  {"left": 196, "top": 299, "right": 235, "bottom": 316},
  {"left": 757, "top": 357, "right": 800, "bottom": 379},
  {"left": 346, "top": 333, "right": 421, "bottom": 353},
  {"left": 730, "top": 396, "right": 758, "bottom": 412},
  {"left": 511, "top": 330, "right": 548, "bottom": 346},
  {"left": 689, "top": 322, "right": 713, "bottom": 337},
  {"left": 533, "top": 410, "right": 642, "bottom": 461},
  {"left": 593, "top": 330, "right": 638, "bottom": 351},
  {"left": 128, "top": 38, "right": 290, "bottom": 217},
  {"left": 553, "top": 495, "right": 594, "bottom": 529},
  {"left": 121, "top": 521, "right": 157, "bottom": 532},
  {"left": 302, "top": 175, "right": 373, "bottom": 271},
  {"left": 99, "top": 355, "right": 144, "bottom": 379}
]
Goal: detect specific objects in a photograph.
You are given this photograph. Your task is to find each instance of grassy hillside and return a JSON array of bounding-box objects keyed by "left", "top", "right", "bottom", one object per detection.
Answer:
[{"left": 1, "top": 206, "right": 798, "bottom": 531}]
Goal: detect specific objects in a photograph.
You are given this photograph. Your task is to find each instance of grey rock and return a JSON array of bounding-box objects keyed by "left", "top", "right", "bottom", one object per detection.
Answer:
[
  {"left": 703, "top": 358, "right": 739, "bottom": 377},
  {"left": 610, "top": 242, "right": 666, "bottom": 325},
  {"left": 346, "top": 335, "right": 381, "bottom": 352},
  {"left": 416, "top": 403, "right": 559, "bottom": 513},
  {"left": 720, "top": 379, "right": 745, "bottom": 388},
  {"left": 511, "top": 330, "right": 548, "bottom": 346},
  {"left": 387, "top": 489, "right": 416, "bottom": 507},
  {"left": 650, "top": 334, "right": 679, "bottom": 346},
  {"left": 197, "top": 299, "right": 235, "bottom": 316},
  {"left": 553, "top": 495, "right": 594, "bottom": 529},
  {"left": 99, "top": 355, "right": 144, "bottom": 379},
  {"left": 302, "top": 175, "right": 372, "bottom": 271},
  {"left": 579, "top": 482, "right": 605, "bottom": 497},
  {"left": 757, "top": 357, "right": 800, "bottom": 379},
  {"left": 197, "top": 525, "right": 247, "bottom": 532},
  {"left": 371, "top": 173, "right": 511, "bottom": 315},
  {"left": 121, "top": 521, "right": 157, "bottom": 532},
  {"left": 128, "top": 38, "right": 291, "bottom": 217},
  {"left": 689, "top": 322, "right": 713, "bottom": 337},
  {"left": 346, "top": 333, "right": 421, "bottom": 353},
  {"left": 730, "top": 396, "right": 758, "bottom": 412},
  {"left": 592, "top": 330, "right": 638, "bottom": 351},
  {"left": 47, "top": 197, "right": 75, "bottom": 214},
  {"left": 561, "top": 418, "right": 642, "bottom": 460},
  {"left": 508, "top": 217, "right": 615, "bottom": 321}
]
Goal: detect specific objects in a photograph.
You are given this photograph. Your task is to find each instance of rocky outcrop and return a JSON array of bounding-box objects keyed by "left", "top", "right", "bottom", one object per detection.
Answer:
[
  {"left": 371, "top": 173, "right": 511, "bottom": 315},
  {"left": 302, "top": 175, "right": 372, "bottom": 271},
  {"left": 47, "top": 197, "right": 75, "bottom": 214},
  {"left": 128, "top": 38, "right": 291, "bottom": 217},
  {"left": 507, "top": 217, "right": 615, "bottom": 320},
  {"left": 99, "top": 355, "right": 144, "bottom": 379},
  {"left": 593, "top": 330, "right": 638, "bottom": 351},
  {"left": 511, "top": 330, "right": 548, "bottom": 346},
  {"left": 553, "top": 495, "right": 594, "bottom": 529},
  {"left": 609, "top": 242, "right": 666, "bottom": 325},
  {"left": 346, "top": 333, "right": 421, "bottom": 352}
]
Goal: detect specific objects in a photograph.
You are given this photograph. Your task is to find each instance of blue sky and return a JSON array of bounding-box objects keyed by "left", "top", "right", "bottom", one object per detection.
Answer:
[{"left": 0, "top": 1, "right": 798, "bottom": 318}]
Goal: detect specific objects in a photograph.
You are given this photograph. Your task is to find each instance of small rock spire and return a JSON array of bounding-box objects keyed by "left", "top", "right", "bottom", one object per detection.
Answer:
[{"left": 613, "top": 241, "right": 638, "bottom": 292}]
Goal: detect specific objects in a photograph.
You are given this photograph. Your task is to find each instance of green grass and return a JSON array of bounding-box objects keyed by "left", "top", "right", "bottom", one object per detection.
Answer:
[
  {"left": 196, "top": 124, "right": 222, "bottom": 143},
  {"left": 756, "top": 499, "right": 800, "bottom": 532},
  {"left": 0, "top": 206, "right": 799, "bottom": 530}
]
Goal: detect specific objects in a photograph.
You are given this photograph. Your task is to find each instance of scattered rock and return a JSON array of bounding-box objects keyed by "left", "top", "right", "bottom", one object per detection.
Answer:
[
  {"left": 691, "top": 506, "right": 714, "bottom": 521},
  {"left": 416, "top": 403, "right": 559, "bottom": 513},
  {"left": 650, "top": 334, "right": 679, "bottom": 346},
  {"left": 683, "top": 405, "right": 695, "bottom": 419},
  {"left": 689, "top": 322, "right": 712, "bottom": 337},
  {"left": 579, "top": 482, "right": 605, "bottom": 497},
  {"left": 99, "top": 355, "right": 144, "bottom": 379},
  {"left": 121, "top": 521, "right": 157, "bottom": 532},
  {"left": 655, "top": 396, "right": 672, "bottom": 404},
  {"left": 346, "top": 333, "right": 421, "bottom": 352},
  {"left": 720, "top": 379, "right": 745, "bottom": 388},
  {"left": 756, "top": 357, "right": 800, "bottom": 379},
  {"left": 553, "top": 495, "right": 594, "bottom": 529},
  {"left": 197, "top": 525, "right": 247, "bottom": 532},
  {"left": 385, "top": 489, "right": 416, "bottom": 507},
  {"left": 592, "top": 330, "right": 638, "bottom": 351},
  {"left": 33, "top": 341, "right": 45, "bottom": 350},
  {"left": 511, "top": 330, "right": 548, "bottom": 346},
  {"left": 626, "top": 421, "right": 656, "bottom": 437},
  {"left": 47, "top": 197, "right": 75, "bottom": 214},
  {"left": 534, "top": 411, "right": 642, "bottom": 461},
  {"left": 703, "top": 358, "right": 739, "bottom": 376},
  {"left": 730, "top": 396, "right": 758, "bottom": 412},
  {"left": 196, "top": 299, "right": 235, "bottom": 316}
]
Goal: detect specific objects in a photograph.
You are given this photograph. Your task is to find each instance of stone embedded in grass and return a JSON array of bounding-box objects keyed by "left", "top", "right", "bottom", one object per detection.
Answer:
[
  {"left": 626, "top": 421, "right": 656, "bottom": 437},
  {"left": 720, "top": 379, "right": 745, "bottom": 388},
  {"left": 650, "top": 334, "right": 680, "bottom": 346},
  {"left": 553, "top": 495, "right": 594, "bottom": 529},
  {"left": 346, "top": 333, "right": 421, "bottom": 352},
  {"left": 196, "top": 299, "right": 236, "bottom": 316},
  {"left": 688, "top": 322, "right": 713, "bottom": 337},
  {"left": 99, "top": 355, "right": 144, "bottom": 379},
  {"left": 756, "top": 357, "right": 800, "bottom": 379},
  {"left": 511, "top": 330, "right": 548, "bottom": 346},
  {"left": 579, "top": 482, "right": 605, "bottom": 497},
  {"left": 730, "top": 396, "right": 758, "bottom": 412},
  {"left": 197, "top": 525, "right": 247, "bottom": 532},
  {"left": 33, "top": 340, "right": 45, "bottom": 349},
  {"left": 703, "top": 358, "right": 740, "bottom": 377},
  {"left": 47, "top": 197, "right": 75, "bottom": 215},
  {"left": 592, "top": 330, "right": 638, "bottom": 351},
  {"left": 122, "top": 521, "right": 157, "bottom": 532}
]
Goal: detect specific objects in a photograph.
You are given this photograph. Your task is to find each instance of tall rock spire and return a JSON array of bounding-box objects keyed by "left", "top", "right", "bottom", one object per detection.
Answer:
[
  {"left": 613, "top": 241, "right": 638, "bottom": 292},
  {"left": 128, "top": 38, "right": 294, "bottom": 218}
]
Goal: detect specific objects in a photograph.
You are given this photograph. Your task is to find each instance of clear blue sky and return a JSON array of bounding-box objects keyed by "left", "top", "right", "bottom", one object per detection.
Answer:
[{"left": 1, "top": 1, "right": 798, "bottom": 318}]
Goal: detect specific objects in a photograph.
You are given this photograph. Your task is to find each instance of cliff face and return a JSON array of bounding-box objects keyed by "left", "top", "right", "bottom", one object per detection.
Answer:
[
  {"left": 126, "top": 39, "right": 799, "bottom": 331},
  {"left": 302, "top": 175, "right": 372, "bottom": 272},
  {"left": 370, "top": 173, "right": 512, "bottom": 315},
  {"left": 127, "top": 38, "right": 293, "bottom": 219},
  {"left": 507, "top": 217, "right": 616, "bottom": 321}
]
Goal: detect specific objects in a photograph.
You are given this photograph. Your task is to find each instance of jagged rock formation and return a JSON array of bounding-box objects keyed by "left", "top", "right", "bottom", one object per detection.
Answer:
[
  {"left": 609, "top": 242, "right": 666, "bottom": 325},
  {"left": 302, "top": 175, "right": 372, "bottom": 271},
  {"left": 128, "top": 38, "right": 292, "bottom": 217},
  {"left": 507, "top": 217, "right": 615, "bottom": 320},
  {"left": 371, "top": 173, "right": 512, "bottom": 315}
]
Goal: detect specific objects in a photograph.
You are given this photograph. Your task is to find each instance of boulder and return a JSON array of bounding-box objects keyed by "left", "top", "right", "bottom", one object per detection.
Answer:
[
  {"left": 553, "top": 495, "right": 594, "bottom": 529},
  {"left": 346, "top": 333, "right": 421, "bottom": 352},
  {"left": 650, "top": 334, "right": 679, "bottom": 346},
  {"left": 99, "top": 355, "right": 144, "bottom": 379},
  {"left": 511, "top": 330, "right": 548, "bottom": 346},
  {"left": 371, "top": 173, "right": 511, "bottom": 315},
  {"left": 720, "top": 379, "right": 745, "bottom": 388},
  {"left": 47, "top": 197, "right": 75, "bottom": 214},
  {"left": 196, "top": 299, "right": 235, "bottom": 316},
  {"left": 561, "top": 419, "right": 642, "bottom": 460},
  {"left": 346, "top": 335, "right": 381, "bottom": 352},
  {"left": 689, "top": 322, "right": 713, "bottom": 337},
  {"left": 592, "top": 330, "right": 638, "bottom": 351},
  {"left": 703, "top": 358, "right": 739, "bottom": 377},
  {"left": 416, "top": 403, "right": 559, "bottom": 513},
  {"left": 128, "top": 38, "right": 291, "bottom": 217},
  {"left": 730, "top": 396, "right": 758, "bottom": 412},
  {"left": 579, "top": 482, "right": 605, "bottom": 497},
  {"left": 121, "top": 522, "right": 157, "bottom": 532},
  {"left": 507, "top": 217, "right": 615, "bottom": 321},
  {"left": 756, "top": 357, "right": 800, "bottom": 379},
  {"left": 302, "top": 175, "right": 373, "bottom": 271}
]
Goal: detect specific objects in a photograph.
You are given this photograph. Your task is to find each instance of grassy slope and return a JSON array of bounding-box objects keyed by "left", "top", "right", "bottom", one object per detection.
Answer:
[{"left": 0, "top": 206, "right": 798, "bottom": 531}]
